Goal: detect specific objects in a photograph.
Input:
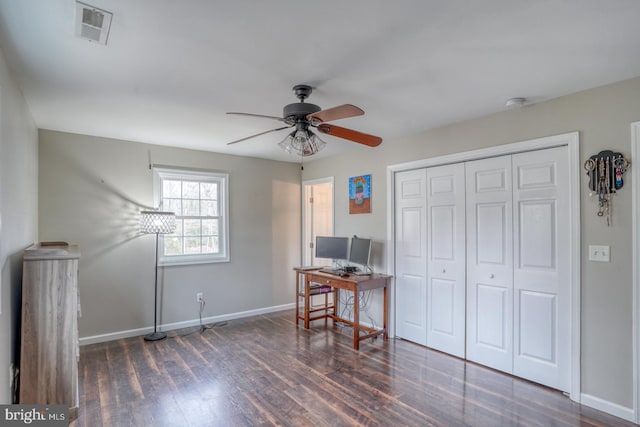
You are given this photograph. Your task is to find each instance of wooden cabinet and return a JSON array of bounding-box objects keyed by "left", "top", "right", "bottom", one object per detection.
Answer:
[{"left": 20, "top": 243, "right": 80, "bottom": 417}]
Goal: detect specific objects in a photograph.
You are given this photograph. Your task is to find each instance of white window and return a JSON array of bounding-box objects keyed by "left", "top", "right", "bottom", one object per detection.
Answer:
[{"left": 153, "top": 167, "right": 229, "bottom": 265}]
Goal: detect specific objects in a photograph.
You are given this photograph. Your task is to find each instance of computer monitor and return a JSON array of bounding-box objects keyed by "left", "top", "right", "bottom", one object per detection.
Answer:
[
  {"left": 315, "top": 236, "right": 349, "bottom": 261},
  {"left": 349, "top": 236, "right": 371, "bottom": 267}
]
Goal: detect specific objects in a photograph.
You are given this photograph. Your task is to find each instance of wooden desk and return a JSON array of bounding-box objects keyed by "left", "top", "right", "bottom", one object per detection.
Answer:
[{"left": 295, "top": 268, "right": 390, "bottom": 350}]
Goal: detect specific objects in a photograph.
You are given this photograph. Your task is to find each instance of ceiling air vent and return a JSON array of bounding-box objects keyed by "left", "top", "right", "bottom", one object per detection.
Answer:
[{"left": 75, "top": 1, "right": 112, "bottom": 45}]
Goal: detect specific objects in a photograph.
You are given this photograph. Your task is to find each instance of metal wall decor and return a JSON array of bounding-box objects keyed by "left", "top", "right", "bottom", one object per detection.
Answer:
[{"left": 584, "top": 150, "right": 630, "bottom": 226}]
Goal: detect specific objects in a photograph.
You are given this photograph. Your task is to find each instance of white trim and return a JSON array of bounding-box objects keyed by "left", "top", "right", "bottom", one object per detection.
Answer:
[
  {"left": 386, "top": 131, "right": 581, "bottom": 401},
  {"left": 568, "top": 133, "right": 581, "bottom": 402},
  {"left": 386, "top": 168, "right": 396, "bottom": 338},
  {"left": 632, "top": 121, "right": 640, "bottom": 423},
  {"left": 79, "top": 303, "right": 294, "bottom": 345},
  {"left": 580, "top": 393, "right": 635, "bottom": 423},
  {"left": 387, "top": 132, "right": 577, "bottom": 173}
]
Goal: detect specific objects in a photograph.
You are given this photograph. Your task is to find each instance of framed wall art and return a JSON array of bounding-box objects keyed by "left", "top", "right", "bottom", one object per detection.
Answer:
[{"left": 349, "top": 174, "right": 371, "bottom": 214}]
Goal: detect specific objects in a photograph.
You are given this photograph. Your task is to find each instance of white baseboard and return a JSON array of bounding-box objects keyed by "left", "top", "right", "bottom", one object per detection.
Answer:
[
  {"left": 580, "top": 393, "right": 635, "bottom": 423},
  {"left": 79, "top": 303, "right": 295, "bottom": 346}
]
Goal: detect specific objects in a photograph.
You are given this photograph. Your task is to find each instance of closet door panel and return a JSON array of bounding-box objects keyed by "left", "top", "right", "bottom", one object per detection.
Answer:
[
  {"left": 512, "top": 147, "right": 570, "bottom": 392},
  {"left": 395, "top": 169, "right": 428, "bottom": 345},
  {"left": 466, "top": 156, "right": 513, "bottom": 373},
  {"left": 426, "top": 163, "right": 466, "bottom": 357}
]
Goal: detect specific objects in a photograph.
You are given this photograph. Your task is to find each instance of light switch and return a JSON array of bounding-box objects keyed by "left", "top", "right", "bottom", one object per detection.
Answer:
[{"left": 589, "top": 245, "right": 610, "bottom": 262}]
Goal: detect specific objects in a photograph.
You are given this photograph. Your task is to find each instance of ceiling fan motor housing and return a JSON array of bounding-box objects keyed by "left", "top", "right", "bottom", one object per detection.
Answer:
[
  {"left": 283, "top": 102, "right": 321, "bottom": 123},
  {"left": 282, "top": 84, "right": 321, "bottom": 124}
]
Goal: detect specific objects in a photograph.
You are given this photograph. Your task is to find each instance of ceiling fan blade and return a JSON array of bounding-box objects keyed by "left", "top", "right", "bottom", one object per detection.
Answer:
[
  {"left": 316, "top": 124, "right": 382, "bottom": 147},
  {"left": 226, "top": 126, "right": 292, "bottom": 145},
  {"left": 227, "top": 112, "right": 286, "bottom": 122},
  {"left": 307, "top": 104, "right": 364, "bottom": 124}
]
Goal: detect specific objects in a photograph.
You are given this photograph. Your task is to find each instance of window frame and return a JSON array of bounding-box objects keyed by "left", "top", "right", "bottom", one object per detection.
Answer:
[{"left": 153, "top": 167, "right": 230, "bottom": 266}]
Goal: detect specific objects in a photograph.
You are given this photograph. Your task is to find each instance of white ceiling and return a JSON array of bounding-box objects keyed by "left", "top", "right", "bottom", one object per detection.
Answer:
[{"left": 1, "top": 1, "right": 640, "bottom": 163}]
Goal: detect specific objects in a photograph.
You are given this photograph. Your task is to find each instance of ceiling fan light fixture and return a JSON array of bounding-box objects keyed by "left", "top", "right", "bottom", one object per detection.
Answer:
[{"left": 278, "top": 129, "right": 326, "bottom": 157}]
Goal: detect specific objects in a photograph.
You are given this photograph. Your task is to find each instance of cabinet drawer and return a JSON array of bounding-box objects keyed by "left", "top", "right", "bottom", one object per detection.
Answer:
[{"left": 313, "top": 277, "right": 344, "bottom": 288}]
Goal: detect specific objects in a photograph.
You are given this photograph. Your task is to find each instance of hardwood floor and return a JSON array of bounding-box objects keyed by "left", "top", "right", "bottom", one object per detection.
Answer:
[{"left": 73, "top": 310, "right": 634, "bottom": 427}]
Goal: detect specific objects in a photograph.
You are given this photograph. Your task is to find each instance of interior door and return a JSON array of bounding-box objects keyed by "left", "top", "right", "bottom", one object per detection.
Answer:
[
  {"left": 303, "top": 179, "right": 333, "bottom": 266},
  {"left": 426, "top": 163, "right": 466, "bottom": 358},
  {"left": 394, "top": 168, "right": 428, "bottom": 345},
  {"left": 512, "top": 147, "right": 570, "bottom": 392},
  {"left": 466, "top": 155, "right": 514, "bottom": 374}
]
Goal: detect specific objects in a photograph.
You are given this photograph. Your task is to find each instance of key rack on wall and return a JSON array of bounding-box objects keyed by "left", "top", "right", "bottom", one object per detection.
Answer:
[{"left": 584, "top": 150, "right": 630, "bottom": 226}]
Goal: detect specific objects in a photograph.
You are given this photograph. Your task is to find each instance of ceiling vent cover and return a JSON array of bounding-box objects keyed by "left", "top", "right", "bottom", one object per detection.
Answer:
[{"left": 75, "top": 1, "right": 112, "bottom": 45}]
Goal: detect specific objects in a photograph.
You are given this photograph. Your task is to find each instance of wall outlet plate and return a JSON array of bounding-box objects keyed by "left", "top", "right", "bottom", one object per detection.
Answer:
[
  {"left": 589, "top": 245, "right": 610, "bottom": 262},
  {"left": 196, "top": 292, "right": 203, "bottom": 303}
]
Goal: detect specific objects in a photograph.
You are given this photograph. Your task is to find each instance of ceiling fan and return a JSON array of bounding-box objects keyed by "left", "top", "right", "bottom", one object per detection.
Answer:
[{"left": 226, "top": 84, "right": 382, "bottom": 156}]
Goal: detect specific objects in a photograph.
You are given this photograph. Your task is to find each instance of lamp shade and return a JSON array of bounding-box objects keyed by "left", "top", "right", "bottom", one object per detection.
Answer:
[
  {"left": 140, "top": 211, "right": 176, "bottom": 234},
  {"left": 278, "top": 128, "right": 326, "bottom": 156}
]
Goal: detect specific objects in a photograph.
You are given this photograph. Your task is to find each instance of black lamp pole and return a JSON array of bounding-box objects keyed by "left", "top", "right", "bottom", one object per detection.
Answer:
[{"left": 145, "top": 231, "right": 167, "bottom": 341}]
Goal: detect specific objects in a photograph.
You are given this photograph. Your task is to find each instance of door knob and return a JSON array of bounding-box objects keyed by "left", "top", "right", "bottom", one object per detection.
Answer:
[
  {"left": 490, "top": 274, "right": 495, "bottom": 279},
  {"left": 442, "top": 269, "right": 446, "bottom": 273}
]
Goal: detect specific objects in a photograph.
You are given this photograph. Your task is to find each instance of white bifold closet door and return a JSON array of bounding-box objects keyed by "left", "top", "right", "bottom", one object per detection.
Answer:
[
  {"left": 426, "top": 163, "right": 466, "bottom": 358},
  {"left": 512, "top": 147, "right": 570, "bottom": 391},
  {"left": 466, "top": 155, "right": 514, "bottom": 373},
  {"left": 395, "top": 168, "right": 428, "bottom": 345},
  {"left": 466, "top": 148, "right": 570, "bottom": 392}
]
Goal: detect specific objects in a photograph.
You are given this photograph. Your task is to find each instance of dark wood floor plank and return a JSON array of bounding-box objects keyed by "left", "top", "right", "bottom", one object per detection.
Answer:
[{"left": 71, "top": 310, "right": 637, "bottom": 427}]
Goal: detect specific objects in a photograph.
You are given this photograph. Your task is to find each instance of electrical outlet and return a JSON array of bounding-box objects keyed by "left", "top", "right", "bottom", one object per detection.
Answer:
[
  {"left": 196, "top": 292, "right": 203, "bottom": 303},
  {"left": 589, "top": 245, "right": 610, "bottom": 262}
]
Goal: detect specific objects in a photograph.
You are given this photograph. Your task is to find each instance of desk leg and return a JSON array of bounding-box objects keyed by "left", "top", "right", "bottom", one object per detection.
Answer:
[
  {"left": 383, "top": 284, "right": 388, "bottom": 340},
  {"left": 295, "top": 272, "right": 300, "bottom": 325},
  {"left": 353, "top": 290, "right": 360, "bottom": 350},
  {"left": 304, "top": 274, "right": 310, "bottom": 329}
]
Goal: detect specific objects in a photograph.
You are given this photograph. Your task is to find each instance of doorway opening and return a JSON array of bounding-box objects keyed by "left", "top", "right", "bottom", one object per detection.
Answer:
[{"left": 302, "top": 177, "right": 334, "bottom": 266}]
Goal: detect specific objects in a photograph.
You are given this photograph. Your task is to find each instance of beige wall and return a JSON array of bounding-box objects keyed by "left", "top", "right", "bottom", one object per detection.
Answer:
[
  {"left": 0, "top": 48, "right": 38, "bottom": 403},
  {"left": 38, "top": 131, "right": 301, "bottom": 340},
  {"left": 302, "top": 76, "right": 640, "bottom": 409}
]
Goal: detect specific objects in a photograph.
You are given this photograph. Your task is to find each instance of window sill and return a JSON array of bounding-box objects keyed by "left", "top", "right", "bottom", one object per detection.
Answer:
[{"left": 158, "top": 255, "right": 230, "bottom": 267}]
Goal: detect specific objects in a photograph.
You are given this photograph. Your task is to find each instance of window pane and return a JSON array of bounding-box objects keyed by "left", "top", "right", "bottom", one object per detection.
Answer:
[
  {"left": 183, "top": 199, "right": 200, "bottom": 216},
  {"left": 163, "top": 180, "right": 182, "bottom": 198},
  {"left": 201, "top": 200, "right": 218, "bottom": 216},
  {"left": 172, "top": 219, "right": 184, "bottom": 237},
  {"left": 202, "top": 219, "right": 218, "bottom": 236},
  {"left": 183, "top": 181, "right": 199, "bottom": 198},
  {"left": 165, "top": 198, "right": 182, "bottom": 216},
  {"left": 202, "top": 236, "right": 219, "bottom": 254},
  {"left": 200, "top": 182, "right": 217, "bottom": 200},
  {"left": 185, "top": 237, "right": 201, "bottom": 254},
  {"left": 164, "top": 237, "right": 183, "bottom": 255},
  {"left": 184, "top": 219, "right": 201, "bottom": 236},
  {"left": 156, "top": 169, "right": 228, "bottom": 263}
]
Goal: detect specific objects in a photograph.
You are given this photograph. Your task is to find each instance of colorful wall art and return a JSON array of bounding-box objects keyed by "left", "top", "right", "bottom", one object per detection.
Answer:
[{"left": 349, "top": 174, "right": 371, "bottom": 214}]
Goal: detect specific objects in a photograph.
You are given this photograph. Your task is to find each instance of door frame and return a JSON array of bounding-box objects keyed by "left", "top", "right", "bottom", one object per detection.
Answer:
[
  {"left": 301, "top": 176, "right": 334, "bottom": 266},
  {"left": 386, "top": 131, "right": 580, "bottom": 402},
  {"left": 631, "top": 121, "right": 640, "bottom": 423}
]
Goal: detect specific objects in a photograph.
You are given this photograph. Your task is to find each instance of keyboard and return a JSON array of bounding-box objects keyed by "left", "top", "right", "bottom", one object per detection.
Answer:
[{"left": 318, "top": 268, "right": 344, "bottom": 275}]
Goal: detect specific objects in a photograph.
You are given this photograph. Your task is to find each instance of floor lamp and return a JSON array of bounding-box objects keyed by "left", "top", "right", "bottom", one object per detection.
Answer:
[{"left": 140, "top": 210, "right": 176, "bottom": 341}]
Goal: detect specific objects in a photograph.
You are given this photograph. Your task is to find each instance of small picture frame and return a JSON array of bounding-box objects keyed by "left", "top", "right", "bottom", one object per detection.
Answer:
[{"left": 349, "top": 174, "right": 371, "bottom": 214}]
